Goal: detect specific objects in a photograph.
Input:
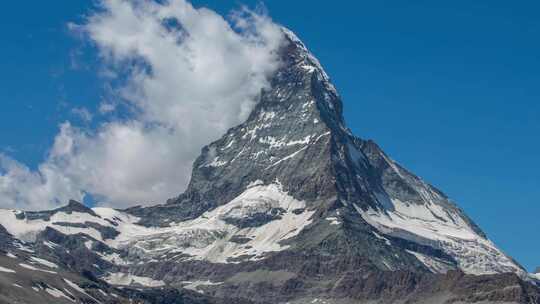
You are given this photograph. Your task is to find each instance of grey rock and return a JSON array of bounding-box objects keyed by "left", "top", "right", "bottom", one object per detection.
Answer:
[{"left": 52, "top": 221, "right": 120, "bottom": 240}]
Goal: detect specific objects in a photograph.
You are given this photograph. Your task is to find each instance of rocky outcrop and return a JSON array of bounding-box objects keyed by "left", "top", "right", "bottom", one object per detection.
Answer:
[{"left": 15, "top": 200, "right": 99, "bottom": 221}]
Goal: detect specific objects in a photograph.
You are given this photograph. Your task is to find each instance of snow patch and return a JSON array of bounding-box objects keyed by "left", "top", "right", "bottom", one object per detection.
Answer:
[
  {"left": 45, "top": 286, "right": 74, "bottom": 302},
  {"left": 42, "top": 241, "right": 58, "bottom": 250},
  {"left": 325, "top": 217, "right": 340, "bottom": 225},
  {"left": 0, "top": 266, "right": 15, "bottom": 273},
  {"left": 19, "top": 263, "right": 57, "bottom": 274},
  {"left": 105, "top": 272, "right": 165, "bottom": 287},
  {"left": 110, "top": 183, "right": 314, "bottom": 264},
  {"left": 85, "top": 240, "right": 94, "bottom": 250},
  {"left": 64, "top": 279, "right": 101, "bottom": 303},
  {"left": 182, "top": 280, "right": 222, "bottom": 294},
  {"left": 355, "top": 194, "right": 524, "bottom": 276},
  {"left": 30, "top": 256, "right": 58, "bottom": 269},
  {"left": 266, "top": 146, "right": 308, "bottom": 169},
  {"left": 406, "top": 250, "right": 453, "bottom": 274},
  {"left": 0, "top": 209, "right": 112, "bottom": 242},
  {"left": 203, "top": 156, "right": 228, "bottom": 168},
  {"left": 372, "top": 231, "right": 391, "bottom": 246}
]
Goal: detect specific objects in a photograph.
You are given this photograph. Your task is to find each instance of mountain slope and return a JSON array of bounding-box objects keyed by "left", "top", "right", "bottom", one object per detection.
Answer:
[{"left": 0, "top": 28, "right": 537, "bottom": 304}]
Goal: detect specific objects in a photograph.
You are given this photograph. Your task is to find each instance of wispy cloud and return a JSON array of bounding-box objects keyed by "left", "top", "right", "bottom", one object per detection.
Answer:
[
  {"left": 98, "top": 101, "right": 115, "bottom": 114},
  {"left": 0, "top": 0, "right": 284, "bottom": 210},
  {"left": 71, "top": 107, "right": 93, "bottom": 122}
]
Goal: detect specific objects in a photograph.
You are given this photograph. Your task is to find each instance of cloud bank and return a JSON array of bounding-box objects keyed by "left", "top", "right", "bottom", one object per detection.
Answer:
[{"left": 0, "top": 0, "right": 284, "bottom": 210}]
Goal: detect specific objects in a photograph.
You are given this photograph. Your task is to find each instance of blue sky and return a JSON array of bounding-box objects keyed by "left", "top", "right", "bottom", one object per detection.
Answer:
[{"left": 0, "top": 1, "right": 539, "bottom": 270}]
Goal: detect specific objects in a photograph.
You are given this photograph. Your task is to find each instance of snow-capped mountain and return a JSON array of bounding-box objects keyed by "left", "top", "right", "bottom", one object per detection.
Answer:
[{"left": 0, "top": 28, "right": 538, "bottom": 304}]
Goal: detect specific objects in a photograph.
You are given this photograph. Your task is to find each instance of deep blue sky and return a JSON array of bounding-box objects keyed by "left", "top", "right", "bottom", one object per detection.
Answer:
[{"left": 0, "top": 1, "right": 538, "bottom": 270}]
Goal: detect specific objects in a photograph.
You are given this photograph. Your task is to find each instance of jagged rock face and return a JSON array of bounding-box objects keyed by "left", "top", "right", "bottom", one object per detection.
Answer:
[
  {"left": 0, "top": 28, "right": 538, "bottom": 303},
  {"left": 176, "top": 29, "right": 344, "bottom": 215},
  {"left": 129, "top": 29, "right": 345, "bottom": 226}
]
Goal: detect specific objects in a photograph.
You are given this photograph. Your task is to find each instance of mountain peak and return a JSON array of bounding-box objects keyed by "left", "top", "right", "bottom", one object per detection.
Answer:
[
  {"left": 57, "top": 199, "right": 98, "bottom": 216},
  {"left": 66, "top": 199, "right": 87, "bottom": 209},
  {"left": 278, "top": 27, "right": 343, "bottom": 122},
  {"left": 126, "top": 30, "right": 524, "bottom": 277},
  {"left": 280, "top": 27, "right": 335, "bottom": 86},
  {"left": 147, "top": 28, "right": 349, "bottom": 219},
  {"left": 146, "top": 29, "right": 522, "bottom": 275}
]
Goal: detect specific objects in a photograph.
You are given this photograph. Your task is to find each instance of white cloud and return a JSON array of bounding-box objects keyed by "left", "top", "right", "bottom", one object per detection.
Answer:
[
  {"left": 0, "top": 0, "right": 284, "bottom": 210},
  {"left": 0, "top": 153, "right": 84, "bottom": 211},
  {"left": 98, "top": 101, "right": 115, "bottom": 114},
  {"left": 71, "top": 107, "right": 93, "bottom": 122}
]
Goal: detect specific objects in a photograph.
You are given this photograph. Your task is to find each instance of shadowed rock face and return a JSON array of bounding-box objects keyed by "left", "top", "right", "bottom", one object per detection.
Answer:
[
  {"left": 0, "top": 28, "right": 538, "bottom": 304},
  {"left": 0, "top": 225, "right": 14, "bottom": 252}
]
